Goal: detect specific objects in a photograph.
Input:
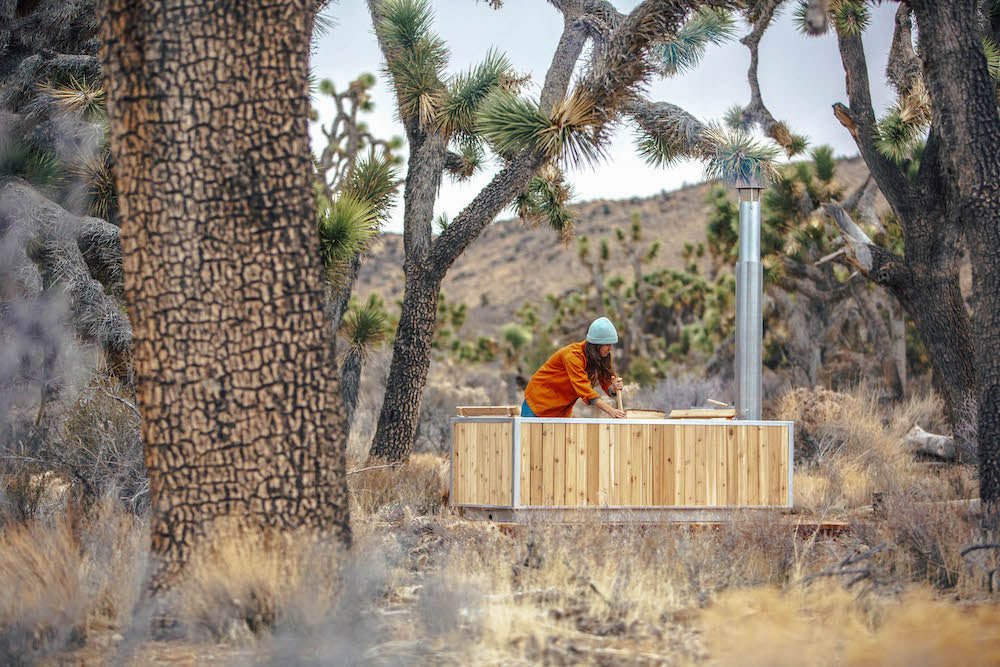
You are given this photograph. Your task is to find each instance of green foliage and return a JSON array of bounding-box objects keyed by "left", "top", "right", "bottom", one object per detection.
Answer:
[
  {"left": 435, "top": 212, "right": 450, "bottom": 233},
  {"left": 317, "top": 194, "right": 378, "bottom": 285},
  {"left": 811, "top": 145, "right": 836, "bottom": 183},
  {"left": 343, "top": 152, "right": 400, "bottom": 216},
  {"left": 0, "top": 138, "right": 61, "bottom": 188},
  {"left": 440, "top": 48, "right": 513, "bottom": 138},
  {"left": 376, "top": 0, "right": 449, "bottom": 127},
  {"left": 476, "top": 91, "right": 548, "bottom": 155},
  {"left": 451, "top": 139, "right": 485, "bottom": 181},
  {"left": 501, "top": 322, "right": 532, "bottom": 351},
  {"left": 514, "top": 169, "right": 575, "bottom": 239},
  {"left": 625, "top": 358, "right": 658, "bottom": 388},
  {"left": 341, "top": 294, "right": 390, "bottom": 358},
  {"left": 723, "top": 104, "right": 752, "bottom": 133},
  {"left": 701, "top": 125, "right": 780, "bottom": 185},
  {"left": 876, "top": 108, "right": 926, "bottom": 164},
  {"left": 317, "top": 151, "right": 399, "bottom": 287},
  {"left": 478, "top": 91, "right": 603, "bottom": 167},
  {"left": 831, "top": 0, "right": 870, "bottom": 37},
  {"left": 792, "top": 0, "right": 869, "bottom": 37},
  {"left": 38, "top": 75, "right": 106, "bottom": 120},
  {"left": 791, "top": 1, "right": 811, "bottom": 34},
  {"left": 983, "top": 37, "right": 1000, "bottom": 80},
  {"left": 654, "top": 8, "right": 737, "bottom": 76},
  {"left": 74, "top": 148, "right": 118, "bottom": 220}
]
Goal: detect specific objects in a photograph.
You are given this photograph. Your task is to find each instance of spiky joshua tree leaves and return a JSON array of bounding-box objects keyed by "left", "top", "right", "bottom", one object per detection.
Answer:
[{"left": 366, "top": 0, "right": 747, "bottom": 463}]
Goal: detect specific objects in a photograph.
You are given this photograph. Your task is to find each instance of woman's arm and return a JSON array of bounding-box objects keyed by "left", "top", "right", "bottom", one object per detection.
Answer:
[{"left": 592, "top": 397, "right": 625, "bottom": 419}]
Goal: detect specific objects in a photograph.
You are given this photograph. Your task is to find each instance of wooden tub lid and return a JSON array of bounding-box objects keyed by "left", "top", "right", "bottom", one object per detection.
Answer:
[
  {"left": 668, "top": 408, "right": 737, "bottom": 419},
  {"left": 456, "top": 405, "right": 519, "bottom": 416},
  {"left": 625, "top": 409, "right": 666, "bottom": 419}
]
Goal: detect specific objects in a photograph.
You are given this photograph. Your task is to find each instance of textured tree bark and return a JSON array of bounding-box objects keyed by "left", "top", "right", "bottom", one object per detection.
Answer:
[
  {"left": 908, "top": 0, "right": 1000, "bottom": 509},
  {"left": 825, "top": 202, "right": 976, "bottom": 425},
  {"left": 369, "top": 270, "right": 440, "bottom": 462},
  {"left": 100, "top": 0, "right": 351, "bottom": 591},
  {"left": 828, "top": 24, "right": 979, "bottom": 431}
]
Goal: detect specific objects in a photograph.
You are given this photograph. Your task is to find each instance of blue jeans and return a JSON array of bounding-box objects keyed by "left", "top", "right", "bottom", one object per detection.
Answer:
[{"left": 520, "top": 399, "right": 537, "bottom": 417}]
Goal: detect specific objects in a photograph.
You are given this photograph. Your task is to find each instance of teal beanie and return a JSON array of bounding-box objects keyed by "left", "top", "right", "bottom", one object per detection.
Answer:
[{"left": 586, "top": 317, "right": 618, "bottom": 344}]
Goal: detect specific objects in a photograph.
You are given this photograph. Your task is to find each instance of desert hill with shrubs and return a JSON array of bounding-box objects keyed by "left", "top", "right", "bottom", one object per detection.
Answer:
[{"left": 357, "top": 156, "right": 878, "bottom": 337}]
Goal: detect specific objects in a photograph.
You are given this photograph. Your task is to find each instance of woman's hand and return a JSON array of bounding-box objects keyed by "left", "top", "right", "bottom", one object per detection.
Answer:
[
  {"left": 611, "top": 375, "right": 624, "bottom": 394},
  {"left": 595, "top": 398, "right": 626, "bottom": 419}
]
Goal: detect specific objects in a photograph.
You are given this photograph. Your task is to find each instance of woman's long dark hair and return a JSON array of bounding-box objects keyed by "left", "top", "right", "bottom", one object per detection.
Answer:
[{"left": 583, "top": 341, "right": 615, "bottom": 387}]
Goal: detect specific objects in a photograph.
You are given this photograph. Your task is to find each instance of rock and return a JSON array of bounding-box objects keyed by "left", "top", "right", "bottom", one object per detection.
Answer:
[{"left": 905, "top": 424, "right": 956, "bottom": 461}]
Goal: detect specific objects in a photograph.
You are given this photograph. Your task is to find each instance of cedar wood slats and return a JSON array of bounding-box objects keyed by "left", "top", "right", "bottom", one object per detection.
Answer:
[{"left": 452, "top": 419, "right": 791, "bottom": 507}]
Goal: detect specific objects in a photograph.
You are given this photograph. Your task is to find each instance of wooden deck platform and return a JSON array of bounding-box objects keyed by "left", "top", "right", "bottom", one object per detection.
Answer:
[{"left": 454, "top": 505, "right": 849, "bottom": 536}]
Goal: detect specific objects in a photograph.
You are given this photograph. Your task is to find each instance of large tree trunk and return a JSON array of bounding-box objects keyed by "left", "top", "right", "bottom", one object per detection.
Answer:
[
  {"left": 907, "top": 0, "right": 1000, "bottom": 509},
  {"left": 895, "top": 270, "right": 976, "bottom": 425},
  {"left": 100, "top": 0, "right": 351, "bottom": 591},
  {"left": 368, "top": 271, "right": 440, "bottom": 462},
  {"left": 828, "top": 203, "right": 976, "bottom": 425}
]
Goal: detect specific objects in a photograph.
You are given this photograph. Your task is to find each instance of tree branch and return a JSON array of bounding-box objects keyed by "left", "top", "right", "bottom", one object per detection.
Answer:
[
  {"left": 833, "top": 28, "right": 915, "bottom": 218},
  {"left": 886, "top": 4, "right": 921, "bottom": 96},
  {"left": 539, "top": 16, "right": 590, "bottom": 113},
  {"left": 823, "top": 201, "right": 911, "bottom": 289},
  {"left": 427, "top": 0, "right": 738, "bottom": 280},
  {"left": 738, "top": 0, "right": 800, "bottom": 152}
]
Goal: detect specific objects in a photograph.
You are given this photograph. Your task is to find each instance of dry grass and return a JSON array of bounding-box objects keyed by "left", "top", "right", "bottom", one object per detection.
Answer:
[
  {"left": 701, "top": 584, "right": 1000, "bottom": 666},
  {"left": 777, "top": 384, "right": 974, "bottom": 515},
  {"left": 348, "top": 452, "right": 449, "bottom": 518},
  {"left": 168, "top": 520, "right": 346, "bottom": 644},
  {"left": 0, "top": 495, "right": 146, "bottom": 665}
]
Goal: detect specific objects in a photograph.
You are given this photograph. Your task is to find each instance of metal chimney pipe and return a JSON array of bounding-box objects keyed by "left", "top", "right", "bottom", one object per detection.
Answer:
[{"left": 734, "top": 177, "right": 763, "bottom": 420}]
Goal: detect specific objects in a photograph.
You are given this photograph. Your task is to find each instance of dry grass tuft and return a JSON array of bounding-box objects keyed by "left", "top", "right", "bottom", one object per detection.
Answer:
[
  {"left": 170, "top": 520, "right": 345, "bottom": 644},
  {"left": 0, "top": 495, "right": 146, "bottom": 665},
  {"left": 777, "top": 385, "right": 974, "bottom": 515},
  {"left": 700, "top": 583, "right": 1000, "bottom": 666},
  {"left": 0, "top": 520, "right": 88, "bottom": 664},
  {"left": 348, "top": 453, "right": 449, "bottom": 519}
]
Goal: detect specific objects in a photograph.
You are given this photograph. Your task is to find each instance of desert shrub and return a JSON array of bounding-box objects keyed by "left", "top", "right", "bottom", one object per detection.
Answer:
[
  {"left": 58, "top": 376, "right": 146, "bottom": 511},
  {"left": 0, "top": 373, "right": 146, "bottom": 521},
  {"left": 0, "top": 495, "right": 146, "bottom": 665},
  {"left": 0, "top": 520, "right": 89, "bottom": 664},
  {"left": 348, "top": 453, "right": 448, "bottom": 518},
  {"left": 170, "top": 519, "right": 396, "bottom": 663},
  {"left": 775, "top": 384, "right": 973, "bottom": 514}
]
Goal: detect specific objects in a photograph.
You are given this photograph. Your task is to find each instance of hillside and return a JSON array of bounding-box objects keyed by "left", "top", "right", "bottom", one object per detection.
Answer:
[{"left": 356, "top": 157, "right": 877, "bottom": 337}]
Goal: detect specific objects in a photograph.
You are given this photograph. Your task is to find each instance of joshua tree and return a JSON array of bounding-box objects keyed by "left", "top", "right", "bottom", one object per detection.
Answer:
[
  {"left": 1, "top": 0, "right": 132, "bottom": 384},
  {"left": 366, "top": 0, "right": 781, "bottom": 462},
  {"left": 705, "top": 147, "right": 908, "bottom": 395},
  {"left": 313, "top": 73, "right": 404, "bottom": 201},
  {"left": 338, "top": 294, "right": 390, "bottom": 433},
  {"left": 735, "top": 0, "right": 1000, "bottom": 507},
  {"left": 100, "top": 0, "right": 352, "bottom": 590}
]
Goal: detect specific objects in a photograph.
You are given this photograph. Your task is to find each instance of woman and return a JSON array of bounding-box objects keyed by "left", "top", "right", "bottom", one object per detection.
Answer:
[{"left": 521, "top": 317, "right": 626, "bottom": 418}]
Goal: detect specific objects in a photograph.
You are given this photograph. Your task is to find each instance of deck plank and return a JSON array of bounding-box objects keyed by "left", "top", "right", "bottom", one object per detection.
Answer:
[{"left": 530, "top": 423, "right": 543, "bottom": 505}]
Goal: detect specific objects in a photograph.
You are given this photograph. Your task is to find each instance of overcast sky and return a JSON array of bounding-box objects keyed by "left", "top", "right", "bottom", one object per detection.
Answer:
[{"left": 310, "top": 1, "right": 898, "bottom": 234}]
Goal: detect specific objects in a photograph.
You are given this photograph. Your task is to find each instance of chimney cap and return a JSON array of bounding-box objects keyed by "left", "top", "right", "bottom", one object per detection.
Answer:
[{"left": 734, "top": 174, "right": 764, "bottom": 190}]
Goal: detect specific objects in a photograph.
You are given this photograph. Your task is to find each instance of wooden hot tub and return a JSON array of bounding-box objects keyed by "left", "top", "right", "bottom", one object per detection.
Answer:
[{"left": 450, "top": 415, "right": 793, "bottom": 522}]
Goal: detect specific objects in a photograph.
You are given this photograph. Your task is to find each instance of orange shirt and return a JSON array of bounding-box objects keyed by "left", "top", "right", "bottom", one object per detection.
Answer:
[{"left": 524, "top": 341, "right": 613, "bottom": 417}]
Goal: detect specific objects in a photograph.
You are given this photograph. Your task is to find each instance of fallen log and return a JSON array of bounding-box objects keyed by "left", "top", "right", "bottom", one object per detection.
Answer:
[{"left": 905, "top": 424, "right": 956, "bottom": 461}]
